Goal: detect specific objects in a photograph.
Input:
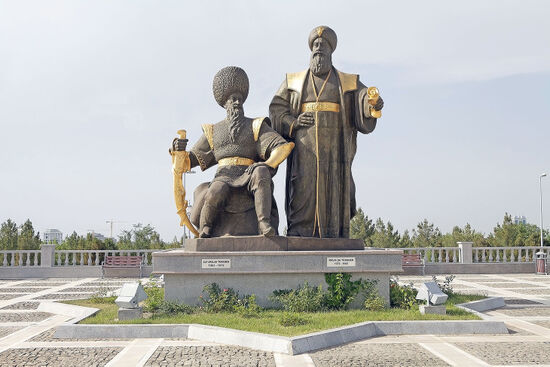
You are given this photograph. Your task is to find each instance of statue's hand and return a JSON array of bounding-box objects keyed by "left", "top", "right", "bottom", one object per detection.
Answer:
[
  {"left": 373, "top": 96, "right": 384, "bottom": 111},
  {"left": 172, "top": 138, "right": 188, "bottom": 151},
  {"left": 295, "top": 112, "right": 315, "bottom": 129},
  {"left": 245, "top": 162, "right": 269, "bottom": 175}
]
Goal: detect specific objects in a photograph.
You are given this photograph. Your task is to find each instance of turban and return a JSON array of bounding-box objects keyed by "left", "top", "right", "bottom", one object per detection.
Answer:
[
  {"left": 212, "top": 66, "right": 249, "bottom": 107},
  {"left": 308, "top": 26, "right": 337, "bottom": 52}
]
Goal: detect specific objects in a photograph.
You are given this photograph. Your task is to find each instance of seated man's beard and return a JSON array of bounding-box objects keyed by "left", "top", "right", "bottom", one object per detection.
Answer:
[
  {"left": 227, "top": 105, "right": 245, "bottom": 143},
  {"left": 310, "top": 53, "right": 332, "bottom": 76}
]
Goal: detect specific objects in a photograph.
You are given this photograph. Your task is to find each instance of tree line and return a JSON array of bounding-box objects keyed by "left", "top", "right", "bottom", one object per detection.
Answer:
[
  {"left": 350, "top": 209, "right": 550, "bottom": 248},
  {"left": 0, "top": 219, "right": 182, "bottom": 251},
  {"left": 2, "top": 213, "right": 548, "bottom": 251}
]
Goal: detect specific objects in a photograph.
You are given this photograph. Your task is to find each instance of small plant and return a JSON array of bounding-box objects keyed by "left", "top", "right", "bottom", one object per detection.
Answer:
[
  {"left": 158, "top": 301, "right": 194, "bottom": 314},
  {"left": 269, "top": 282, "right": 325, "bottom": 312},
  {"left": 200, "top": 283, "right": 261, "bottom": 314},
  {"left": 89, "top": 282, "right": 113, "bottom": 303},
  {"left": 143, "top": 277, "right": 164, "bottom": 312},
  {"left": 234, "top": 295, "right": 262, "bottom": 317},
  {"left": 364, "top": 295, "right": 386, "bottom": 311},
  {"left": 389, "top": 278, "right": 418, "bottom": 309},
  {"left": 324, "top": 273, "right": 376, "bottom": 310},
  {"left": 432, "top": 275, "right": 455, "bottom": 295},
  {"left": 279, "top": 312, "right": 310, "bottom": 327}
]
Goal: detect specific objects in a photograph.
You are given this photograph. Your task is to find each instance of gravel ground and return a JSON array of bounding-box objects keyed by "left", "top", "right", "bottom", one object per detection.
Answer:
[
  {"left": 0, "top": 294, "right": 26, "bottom": 300},
  {"left": 29, "top": 328, "right": 133, "bottom": 342},
  {"left": 63, "top": 287, "right": 119, "bottom": 293},
  {"left": 310, "top": 343, "right": 449, "bottom": 367},
  {"left": 482, "top": 283, "right": 539, "bottom": 288},
  {"left": 455, "top": 278, "right": 495, "bottom": 283},
  {"left": 516, "top": 277, "right": 550, "bottom": 282},
  {"left": 81, "top": 281, "right": 130, "bottom": 287},
  {"left": 454, "top": 342, "right": 550, "bottom": 365},
  {"left": 33, "top": 293, "right": 90, "bottom": 300},
  {"left": 0, "top": 327, "right": 23, "bottom": 338},
  {"left": 509, "top": 288, "right": 550, "bottom": 295},
  {"left": 144, "top": 346, "right": 276, "bottom": 367},
  {"left": 0, "top": 312, "right": 54, "bottom": 323},
  {"left": 0, "top": 347, "right": 122, "bottom": 366},
  {"left": 16, "top": 282, "right": 68, "bottom": 287},
  {"left": 1, "top": 301, "right": 41, "bottom": 310},
  {"left": 0, "top": 288, "right": 49, "bottom": 293},
  {"left": 531, "top": 320, "right": 550, "bottom": 329},
  {"left": 494, "top": 307, "right": 550, "bottom": 316}
]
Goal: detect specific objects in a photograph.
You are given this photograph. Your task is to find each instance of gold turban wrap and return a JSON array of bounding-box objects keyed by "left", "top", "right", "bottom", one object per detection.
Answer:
[{"left": 308, "top": 25, "right": 337, "bottom": 52}]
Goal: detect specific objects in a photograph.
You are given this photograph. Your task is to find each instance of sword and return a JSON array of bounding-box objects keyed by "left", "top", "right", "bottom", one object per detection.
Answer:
[{"left": 170, "top": 130, "right": 199, "bottom": 237}]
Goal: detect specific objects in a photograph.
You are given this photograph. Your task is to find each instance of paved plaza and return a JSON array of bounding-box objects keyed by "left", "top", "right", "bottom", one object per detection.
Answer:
[{"left": 1, "top": 274, "right": 550, "bottom": 366}]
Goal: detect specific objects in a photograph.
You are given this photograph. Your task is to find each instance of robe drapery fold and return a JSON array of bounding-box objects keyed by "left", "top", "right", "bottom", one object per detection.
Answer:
[{"left": 269, "top": 67, "right": 377, "bottom": 238}]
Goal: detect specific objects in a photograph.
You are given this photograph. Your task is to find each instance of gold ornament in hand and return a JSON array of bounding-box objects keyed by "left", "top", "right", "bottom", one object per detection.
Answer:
[{"left": 367, "top": 87, "right": 382, "bottom": 119}]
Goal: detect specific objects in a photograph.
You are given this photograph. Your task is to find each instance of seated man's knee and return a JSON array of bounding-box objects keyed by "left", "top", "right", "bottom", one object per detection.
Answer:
[
  {"left": 251, "top": 165, "right": 271, "bottom": 180},
  {"left": 205, "top": 182, "right": 229, "bottom": 207}
]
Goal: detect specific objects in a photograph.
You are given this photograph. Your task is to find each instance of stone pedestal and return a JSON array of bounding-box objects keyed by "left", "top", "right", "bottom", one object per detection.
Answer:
[
  {"left": 419, "top": 304, "right": 446, "bottom": 315},
  {"left": 118, "top": 307, "right": 142, "bottom": 320},
  {"left": 153, "top": 241, "right": 403, "bottom": 308}
]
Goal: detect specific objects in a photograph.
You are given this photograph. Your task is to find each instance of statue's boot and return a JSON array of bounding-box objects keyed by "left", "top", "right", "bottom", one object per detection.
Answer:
[{"left": 251, "top": 167, "right": 275, "bottom": 237}]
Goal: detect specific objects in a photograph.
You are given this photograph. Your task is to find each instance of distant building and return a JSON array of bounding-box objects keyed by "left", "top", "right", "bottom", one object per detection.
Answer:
[
  {"left": 87, "top": 231, "right": 106, "bottom": 241},
  {"left": 43, "top": 229, "right": 63, "bottom": 243},
  {"left": 514, "top": 216, "right": 527, "bottom": 225}
]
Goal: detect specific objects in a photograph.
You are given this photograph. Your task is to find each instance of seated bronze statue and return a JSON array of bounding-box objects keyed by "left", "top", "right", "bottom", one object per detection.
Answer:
[{"left": 171, "top": 66, "right": 294, "bottom": 238}]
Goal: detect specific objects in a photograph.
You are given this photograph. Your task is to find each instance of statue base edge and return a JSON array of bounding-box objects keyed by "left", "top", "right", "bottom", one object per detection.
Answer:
[{"left": 183, "top": 235, "right": 365, "bottom": 252}]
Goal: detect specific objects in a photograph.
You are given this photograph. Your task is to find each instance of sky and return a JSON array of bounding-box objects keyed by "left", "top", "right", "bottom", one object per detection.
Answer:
[{"left": 0, "top": 0, "right": 549, "bottom": 241}]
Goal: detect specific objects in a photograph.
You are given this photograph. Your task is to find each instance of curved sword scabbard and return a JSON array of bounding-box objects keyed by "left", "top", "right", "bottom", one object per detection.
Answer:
[{"left": 171, "top": 130, "right": 200, "bottom": 237}]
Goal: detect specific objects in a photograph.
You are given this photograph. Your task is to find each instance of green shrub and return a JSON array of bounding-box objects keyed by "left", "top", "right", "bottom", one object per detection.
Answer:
[
  {"left": 279, "top": 312, "right": 311, "bottom": 327},
  {"left": 324, "top": 273, "right": 377, "bottom": 310},
  {"left": 389, "top": 278, "right": 418, "bottom": 309},
  {"left": 432, "top": 275, "right": 455, "bottom": 295},
  {"left": 269, "top": 282, "right": 325, "bottom": 312},
  {"left": 200, "top": 283, "right": 262, "bottom": 314},
  {"left": 143, "top": 279, "right": 165, "bottom": 312},
  {"left": 158, "top": 301, "right": 194, "bottom": 314},
  {"left": 364, "top": 295, "right": 386, "bottom": 311}
]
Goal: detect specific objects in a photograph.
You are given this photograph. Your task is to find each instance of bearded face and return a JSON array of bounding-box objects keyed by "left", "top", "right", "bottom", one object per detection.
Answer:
[
  {"left": 310, "top": 37, "right": 333, "bottom": 76},
  {"left": 224, "top": 93, "right": 245, "bottom": 142}
]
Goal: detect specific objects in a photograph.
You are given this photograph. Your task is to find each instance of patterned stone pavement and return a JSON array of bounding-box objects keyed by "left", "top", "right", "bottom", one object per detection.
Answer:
[{"left": 1, "top": 275, "right": 550, "bottom": 366}]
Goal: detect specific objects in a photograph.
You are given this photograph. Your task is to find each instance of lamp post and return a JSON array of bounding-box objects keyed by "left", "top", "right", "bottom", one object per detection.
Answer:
[{"left": 541, "top": 173, "right": 547, "bottom": 248}]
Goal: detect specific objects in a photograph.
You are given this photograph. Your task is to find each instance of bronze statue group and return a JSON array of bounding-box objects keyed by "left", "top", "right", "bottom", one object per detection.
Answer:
[{"left": 171, "top": 26, "right": 384, "bottom": 240}]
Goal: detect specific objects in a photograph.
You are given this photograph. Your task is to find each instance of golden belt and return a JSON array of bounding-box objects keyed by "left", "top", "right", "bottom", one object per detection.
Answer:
[
  {"left": 301, "top": 101, "right": 340, "bottom": 113},
  {"left": 218, "top": 157, "right": 255, "bottom": 167}
]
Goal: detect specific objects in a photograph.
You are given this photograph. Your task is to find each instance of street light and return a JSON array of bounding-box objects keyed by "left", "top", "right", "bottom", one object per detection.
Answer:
[{"left": 541, "top": 173, "right": 547, "bottom": 248}]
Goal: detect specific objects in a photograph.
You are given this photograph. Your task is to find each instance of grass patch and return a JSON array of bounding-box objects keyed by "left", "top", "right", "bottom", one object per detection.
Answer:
[{"left": 62, "top": 293, "right": 482, "bottom": 337}]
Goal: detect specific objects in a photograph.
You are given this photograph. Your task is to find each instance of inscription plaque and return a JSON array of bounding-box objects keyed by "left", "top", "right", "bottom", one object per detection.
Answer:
[
  {"left": 201, "top": 258, "right": 231, "bottom": 269},
  {"left": 327, "top": 257, "right": 356, "bottom": 267}
]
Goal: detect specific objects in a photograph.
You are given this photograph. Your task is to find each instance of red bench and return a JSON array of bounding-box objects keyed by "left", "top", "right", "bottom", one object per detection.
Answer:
[
  {"left": 402, "top": 254, "right": 425, "bottom": 275},
  {"left": 102, "top": 255, "right": 143, "bottom": 278}
]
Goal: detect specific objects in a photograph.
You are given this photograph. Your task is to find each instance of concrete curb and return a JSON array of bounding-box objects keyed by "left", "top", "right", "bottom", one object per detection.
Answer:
[
  {"left": 55, "top": 319, "right": 508, "bottom": 355},
  {"left": 458, "top": 296, "right": 505, "bottom": 312},
  {"left": 51, "top": 297, "right": 508, "bottom": 355},
  {"left": 38, "top": 301, "right": 99, "bottom": 323},
  {"left": 455, "top": 296, "right": 505, "bottom": 320}
]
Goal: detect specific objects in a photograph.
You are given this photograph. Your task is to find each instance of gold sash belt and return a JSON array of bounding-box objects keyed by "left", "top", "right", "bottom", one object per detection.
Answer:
[
  {"left": 301, "top": 101, "right": 340, "bottom": 113},
  {"left": 218, "top": 157, "right": 255, "bottom": 167}
]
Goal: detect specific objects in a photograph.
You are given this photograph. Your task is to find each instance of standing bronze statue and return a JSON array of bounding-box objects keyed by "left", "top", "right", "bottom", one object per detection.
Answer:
[
  {"left": 172, "top": 66, "right": 294, "bottom": 238},
  {"left": 270, "top": 26, "right": 384, "bottom": 238}
]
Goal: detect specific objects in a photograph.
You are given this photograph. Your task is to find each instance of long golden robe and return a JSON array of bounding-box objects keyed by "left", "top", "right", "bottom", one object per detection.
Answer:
[{"left": 269, "top": 67, "right": 378, "bottom": 238}]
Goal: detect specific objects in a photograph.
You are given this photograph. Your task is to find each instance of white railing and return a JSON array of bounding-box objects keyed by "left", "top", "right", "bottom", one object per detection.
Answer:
[
  {"left": 0, "top": 250, "right": 41, "bottom": 267},
  {"left": 401, "top": 247, "right": 460, "bottom": 263},
  {"left": 472, "top": 246, "right": 549, "bottom": 263},
  {"left": 402, "top": 245, "right": 548, "bottom": 264},
  {"left": 54, "top": 249, "right": 158, "bottom": 266}
]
